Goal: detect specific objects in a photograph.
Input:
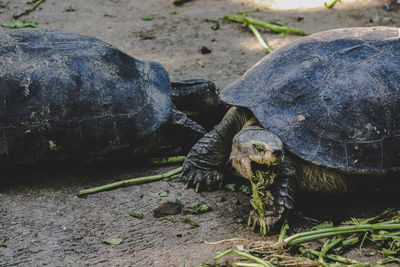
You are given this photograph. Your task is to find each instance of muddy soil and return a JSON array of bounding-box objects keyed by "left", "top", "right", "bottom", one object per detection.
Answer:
[{"left": 0, "top": 0, "right": 399, "bottom": 266}]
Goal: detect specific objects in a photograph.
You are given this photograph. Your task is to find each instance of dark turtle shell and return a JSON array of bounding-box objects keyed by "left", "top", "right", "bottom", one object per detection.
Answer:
[
  {"left": 221, "top": 27, "right": 400, "bottom": 174},
  {"left": 0, "top": 29, "right": 171, "bottom": 165}
]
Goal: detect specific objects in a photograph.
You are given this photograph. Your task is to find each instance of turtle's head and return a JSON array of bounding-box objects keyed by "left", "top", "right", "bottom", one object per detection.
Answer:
[{"left": 230, "top": 126, "right": 284, "bottom": 182}]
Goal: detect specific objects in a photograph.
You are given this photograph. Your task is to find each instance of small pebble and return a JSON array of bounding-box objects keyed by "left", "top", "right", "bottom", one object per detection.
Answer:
[
  {"left": 153, "top": 202, "right": 183, "bottom": 218},
  {"left": 200, "top": 46, "right": 212, "bottom": 54}
]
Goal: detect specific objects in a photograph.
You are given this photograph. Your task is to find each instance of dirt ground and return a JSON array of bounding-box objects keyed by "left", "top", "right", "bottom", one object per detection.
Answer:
[{"left": 0, "top": 0, "right": 400, "bottom": 266}]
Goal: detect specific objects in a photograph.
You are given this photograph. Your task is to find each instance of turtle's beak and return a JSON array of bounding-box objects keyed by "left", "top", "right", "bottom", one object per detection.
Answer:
[
  {"left": 232, "top": 157, "right": 253, "bottom": 179},
  {"left": 249, "top": 146, "right": 283, "bottom": 172},
  {"left": 231, "top": 146, "right": 283, "bottom": 180},
  {"left": 250, "top": 145, "right": 283, "bottom": 166}
]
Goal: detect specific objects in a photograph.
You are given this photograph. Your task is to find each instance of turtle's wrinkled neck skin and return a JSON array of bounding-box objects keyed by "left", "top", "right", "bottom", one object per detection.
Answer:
[{"left": 296, "top": 160, "right": 349, "bottom": 193}]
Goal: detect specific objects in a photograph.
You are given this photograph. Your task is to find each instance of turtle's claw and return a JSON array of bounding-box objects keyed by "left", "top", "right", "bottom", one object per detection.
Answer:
[
  {"left": 265, "top": 215, "right": 281, "bottom": 232},
  {"left": 248, "top": 212, "right": 257, "bottom": 231},
  {"left": 247, "top": 210, "right": 281, "bottom": 234},
  {"left": 182, "top": 160, "right": 226, "bottom": 191},
  {"left": 195, "top": 182, "right": 201, "bottom": 193},
  {"left": 248, "top": 210, "right": 260, "bottom": 231}
]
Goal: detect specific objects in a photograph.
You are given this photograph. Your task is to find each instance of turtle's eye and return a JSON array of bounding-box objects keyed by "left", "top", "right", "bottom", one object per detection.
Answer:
[{"left": 252, "top": 144, "right": 265, "bottom": 153}]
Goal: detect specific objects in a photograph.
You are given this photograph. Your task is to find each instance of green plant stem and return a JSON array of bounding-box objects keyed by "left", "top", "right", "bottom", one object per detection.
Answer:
[
  {"left": 377, "top": 256, "right": 400, "bottom": 265},
  {"left": 353, "top": 209, "right": 394, "bottom": 225},
  {"left": 224, "top": 14, "right": 307, "bottom": 35},
  {"left": 31, "top": 0, "right": 45, "bottom": 8},
  {"left": 323, "top": 236, "right": 346, "bottom": 255},
  {"left": 324, "top": 0, "right": 341, "bottom": 9},
  {"left": 244, "top": 16, "right": 307, "bottom": 36},
  {"left": 214, "top": 249, "right": 232, "bottom": 260},
  {"left": 284, "top": 224, "right": 400, "bottom": 246},
  {"left": 77, "top": 167, "right": 182, "bottom": 196},
  {"left": 278, "top": 218, "right": 289, "bottom": 242},
  {"left": 342, "top": 236, "right": 359, "bottom": 247},
  {"left": 319, "top": 236, "right": 346, "bottom": 266},
  {"left": 2, "top": 21, "right": 37, "bottom": 28},
  {"left": 359, "top": 231, "right": 369, "bottom": 251},
  {"left": 149, "top": 156, "right": 186, "bottom": 165},
  {"left": 300, "top": 247, "right": 364, "bottom": 265},
  {"left": 230, "top": 250, "right": 274, "bottom": 267},
  {"left": 248, "top": 24, "right": 273, "bottom": 53},
  {"left": 231, "top": 263, "right": 265, "bottom": 267},
  {"left": 215, "top": 249, "right": 273, "bottom": 267},
  {"left": 237, "top": 8, "right": 260, "bottom": 15},
  {"left": 129, "top": 211, "right": 143, "bottom": 219},
  {"left": 319, "top": 239, "right": 330, "bottom": 267},
  {"left": 287, "top": 230, "right": 356, "bottom": 245},
  {"left": 13, "top": 0, "right": 45, "bottom": 19},
  {"left": 267, "top": 21, "right": 286, "bottom": 26},
  {"left": 180, "top": 216, "right": 199, "bottom": 227},
  {"left": 375, "top": 218, "right": 400, "bottom": 225}
]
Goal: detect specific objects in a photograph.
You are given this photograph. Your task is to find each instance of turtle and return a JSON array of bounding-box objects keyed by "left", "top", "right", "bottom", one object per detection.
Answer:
[
  {"left": 0, "top": 29, "right": 224, "bottom": 167},
  {"left": 182, "top": 27, "right": 400, "bottom": 231}
]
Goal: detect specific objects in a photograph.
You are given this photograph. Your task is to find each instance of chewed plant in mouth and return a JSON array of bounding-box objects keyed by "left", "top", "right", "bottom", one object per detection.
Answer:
[{"left": 249, "top": 170, "right": 277, "bottom": 235}]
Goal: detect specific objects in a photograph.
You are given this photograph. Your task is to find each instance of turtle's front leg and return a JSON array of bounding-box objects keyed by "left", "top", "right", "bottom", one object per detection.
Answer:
[
  {"left": 248, "top": 157, "right": 297, "bottom": 232},
  {"left": 183, "top": 128, "right": 231, "bottom": 191},
  {"left": 182, "top": 107, "right": 254, "bottom": 191}
]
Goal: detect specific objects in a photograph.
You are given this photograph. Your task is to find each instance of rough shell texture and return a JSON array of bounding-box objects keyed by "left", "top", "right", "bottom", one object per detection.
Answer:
[
  {"left": 0, "top": 29, "right": 171, "bottom": 165},
  {"left": 221, "top": 27, "right": 400, "bottom": 174}
]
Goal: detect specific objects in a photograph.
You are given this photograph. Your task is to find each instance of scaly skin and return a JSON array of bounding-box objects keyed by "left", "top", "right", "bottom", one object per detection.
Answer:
[{"left": 183, "top": 107, "right": 253, "bottom": 191}]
